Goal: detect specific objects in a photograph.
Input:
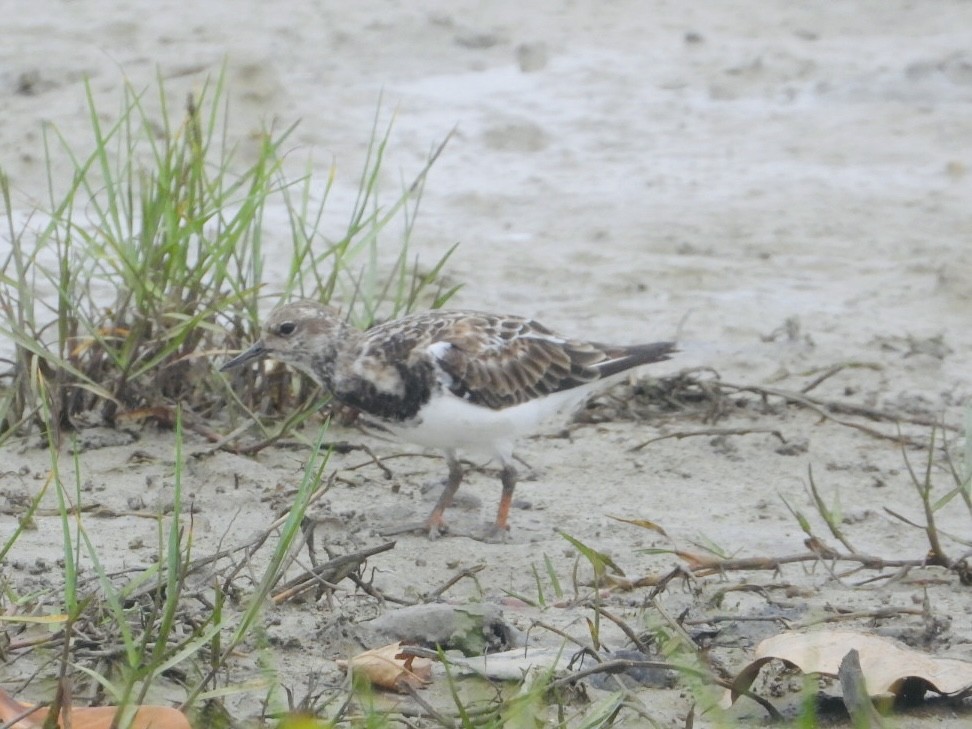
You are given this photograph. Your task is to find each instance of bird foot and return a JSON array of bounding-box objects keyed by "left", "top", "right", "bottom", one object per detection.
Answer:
[
  {"left": 471, "top": 523, "right": 511, "bottom": 544},
  {"left": 378, "top": 518, "right": 511, "bottom": 542}
]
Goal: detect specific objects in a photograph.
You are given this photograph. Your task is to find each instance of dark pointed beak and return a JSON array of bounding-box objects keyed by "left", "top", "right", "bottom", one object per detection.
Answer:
[{"left": 220, "top": 341, "right": 269, "bottom": 371}]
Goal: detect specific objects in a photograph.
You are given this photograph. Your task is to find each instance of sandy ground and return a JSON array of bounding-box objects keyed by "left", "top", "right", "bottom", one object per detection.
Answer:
[{"left": 3, "top": 1, "right": 972, "bottom": 725}]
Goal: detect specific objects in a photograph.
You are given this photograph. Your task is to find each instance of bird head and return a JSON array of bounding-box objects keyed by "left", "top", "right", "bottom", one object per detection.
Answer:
[{"left": 220, "top": 300, "right": 347, "bottom": 384}]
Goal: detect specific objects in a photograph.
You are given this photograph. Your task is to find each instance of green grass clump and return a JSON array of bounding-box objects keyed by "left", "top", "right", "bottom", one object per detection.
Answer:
[
  {"left": 1, "top": 390, "right": 331, "bottom": 726},
  {"left": 0, "top": 70, "right": 460, "bottom": 726},
  {"left": 0, "top": 71, "right": 458, "bottom": 446}
]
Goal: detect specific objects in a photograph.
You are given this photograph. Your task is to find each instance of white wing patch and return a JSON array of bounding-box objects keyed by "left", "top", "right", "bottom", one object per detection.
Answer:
[
  {"left": 426, "top": 341, "right": 456, "bottom": 388},
  {"left": 426, "top": 341, "right": 453, "bottom": 360}
]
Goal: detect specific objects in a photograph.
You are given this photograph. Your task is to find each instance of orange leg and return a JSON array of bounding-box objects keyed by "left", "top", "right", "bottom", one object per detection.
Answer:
[
  {"left": 425, "top": 453, "right": 463, "bottom": 538},
  {"left": 493, "top": 465, "right": 518, "bottom": 533}
]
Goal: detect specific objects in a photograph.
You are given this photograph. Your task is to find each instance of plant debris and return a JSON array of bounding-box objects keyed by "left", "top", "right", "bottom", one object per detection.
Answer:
[
  {"left": 337, "top": 642, "right": 433, "bottom": 693},
  {"left": 725, "top": 630, "right": 972, "bottom": 707}
]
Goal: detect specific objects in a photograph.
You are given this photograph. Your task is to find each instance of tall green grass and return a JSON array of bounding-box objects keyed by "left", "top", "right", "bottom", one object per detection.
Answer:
[
  {"left": 31, "top": 397, "right": 330, "bottom": 726},
  {"left": 0, "top": 70, "right": 458, "bottom": 726},
  {"left": 0, "top": 71, "right": 458, "bottom": 446}
]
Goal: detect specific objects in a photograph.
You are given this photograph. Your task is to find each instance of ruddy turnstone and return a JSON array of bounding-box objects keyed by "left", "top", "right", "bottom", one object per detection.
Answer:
[{"left": 222, "top": 301, "right": 676, "bottom": 539}]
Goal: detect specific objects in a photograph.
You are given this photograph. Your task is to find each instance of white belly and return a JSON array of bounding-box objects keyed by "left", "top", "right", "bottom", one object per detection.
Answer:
[{"left": 381, "top": 384, "right": 599, "bottom": 461}]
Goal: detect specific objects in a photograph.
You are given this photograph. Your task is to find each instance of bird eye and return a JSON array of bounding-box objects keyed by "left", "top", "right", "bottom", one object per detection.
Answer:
[{"left": 277, "top": 321, "right": 297, "bottom": 336}]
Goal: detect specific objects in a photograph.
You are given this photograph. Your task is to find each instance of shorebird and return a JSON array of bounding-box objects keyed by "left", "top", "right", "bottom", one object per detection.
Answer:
[{"left": 221, "top": 300, "right": 676, "bottom": 539}]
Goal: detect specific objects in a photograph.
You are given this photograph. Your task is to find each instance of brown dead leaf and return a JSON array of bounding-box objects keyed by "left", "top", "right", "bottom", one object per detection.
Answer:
[
  {"left": 116, "top": 406, "right": 177, "bottom": 427},
  {"left": 69, "top": 328, "right": 130, "bottom": 357},
  {"left": 726, "top": 630, "right": 972, "bottom": 706},
  {"left": 0, "top": 688, "right": 190, "bottom": 729},
  {"left": 608, "top": 515, "right": 669, "bottom": 538},
  {"left": 674, "top": 550, "right": 717, "bottom": 570},
  {"left": 337, "top": 642, "right": 433, "bottom": 693}
]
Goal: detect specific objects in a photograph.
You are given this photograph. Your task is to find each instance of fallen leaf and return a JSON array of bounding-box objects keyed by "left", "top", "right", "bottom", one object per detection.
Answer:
[
  {"left": 337, "top": 642, "right": 432, "bottom": 693},
  {"left": 725, "top": 630, "right": 972, "bottom": 707},
  {"left": 0, "top": 688, "right": 190, "bottom": 729},
  {"left": 0, "top": 613, "right": 69, "bottom": 625},
  {"left": 69, "top": 328, "right": 130, "bottom": 357},
  {"left": 116, "top": 406, "right": 176, "bottom": 427},
  {"left": 674, "top": 550, "right": 717, "bottom": 570},
  {"left": 276, "top": 713, "right": 336, "bottom": 729},
  {"left": 607, "top": 515, "right": 669, "bottom": 538}
]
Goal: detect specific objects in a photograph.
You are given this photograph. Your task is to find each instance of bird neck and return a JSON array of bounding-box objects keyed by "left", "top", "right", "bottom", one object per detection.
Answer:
[{"left": 309, "top": 322, "right": 360, "bottom": 389}]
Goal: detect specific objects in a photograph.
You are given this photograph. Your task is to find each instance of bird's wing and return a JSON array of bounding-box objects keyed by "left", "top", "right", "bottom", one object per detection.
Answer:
[
  {"left": 421, "top": 314, "right": 610, "bottom": 409},
  {"left": 361, "top": 311, "right": 675, "bottom": 412}
]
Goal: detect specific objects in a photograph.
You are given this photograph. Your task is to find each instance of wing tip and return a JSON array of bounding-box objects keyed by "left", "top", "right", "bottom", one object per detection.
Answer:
[{"left": 597, "top": 341, "right": 678, "bottom": 378}]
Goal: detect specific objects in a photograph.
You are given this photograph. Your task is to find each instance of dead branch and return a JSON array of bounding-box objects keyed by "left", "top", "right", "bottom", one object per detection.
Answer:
[
  {"left": 271, "top": 541, "right": 396, "bottom": 604},
  {"left": 629, "top": 427, "right": 786, "bottom": 452},
  {"left": 718, "top": 381, "right": 954, "bottom": 442},
  {"left": 799, "top": 363, "right": 879, "bottom": 394},
  {"left": 795, "top": 607, "right": 926, "bottom": 629},
  {"left": 544, "top": 657, "right": 784, "bottom": 722},
  {"left": 587, "top": 603, "right": 654, "bottom": 654},
  {"left": 423, "top": 564, "right": 486, "bottom": 601},
  {"left": 677, "top": 549, "right": 944, "bottom": 576}
]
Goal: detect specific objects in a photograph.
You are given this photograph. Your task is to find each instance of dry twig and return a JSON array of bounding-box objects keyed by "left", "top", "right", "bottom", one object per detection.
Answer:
[
  {"left": 629, "top": 427, "right": 786, "bottom": 452},
  {"left": 271, "top": 542, "right": 396, "bottom": 604},
  {"left": 423, "top": 564, "right": 486, "bottom": 602}
]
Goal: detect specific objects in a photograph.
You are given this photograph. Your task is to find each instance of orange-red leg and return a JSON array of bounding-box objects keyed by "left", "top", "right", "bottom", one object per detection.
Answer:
[
  {"left": 424, "top": 453, "right": 463, "bottom": 538},
  {"left": 493, "top": 465, "right": 517, "bottom": 533}
]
